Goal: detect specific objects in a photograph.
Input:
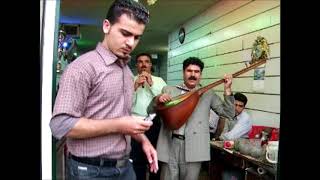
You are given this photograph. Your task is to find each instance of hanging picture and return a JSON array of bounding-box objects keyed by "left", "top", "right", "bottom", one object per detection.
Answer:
[
  {"left": 253, "top": 67, "right": 265, "bottom": 80},
  {"left": 252, "top": 67, "right": 265, "bottom": 92}
]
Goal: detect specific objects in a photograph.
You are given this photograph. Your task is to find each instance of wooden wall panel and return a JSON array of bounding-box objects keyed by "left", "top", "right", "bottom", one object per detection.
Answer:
[
  {"left": 215, "top": 92, "right": 280, "bottom": 113},
  {"left": 201, "top": 76, "right": 280, "bottom": 95}
]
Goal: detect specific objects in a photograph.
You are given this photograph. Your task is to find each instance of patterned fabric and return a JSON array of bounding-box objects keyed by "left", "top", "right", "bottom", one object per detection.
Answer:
[{"left": 50, "top": 42, "right": 134, "bottom": 158}]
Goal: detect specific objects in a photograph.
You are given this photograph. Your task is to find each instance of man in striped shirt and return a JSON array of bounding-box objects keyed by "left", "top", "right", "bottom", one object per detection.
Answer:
[{"left": 50, "top": 0, "right": 158, "bottom": 179}]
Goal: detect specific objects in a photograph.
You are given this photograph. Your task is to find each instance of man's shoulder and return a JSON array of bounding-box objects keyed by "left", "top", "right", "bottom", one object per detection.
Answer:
[
  {"left": 71, "top": 50, "right": 97, "bottom": 63},
  {"left": 63, "top": 50, "right": 100, "bottom": 76},
  {"left": 202, "top": 89, "right": 218, "bottom": 98},
  {"left": 239, "top": 111, "right": 251, "bottom": 121},
  {"left": 163, "top": 85, "right": 176, "bottom": 90},
  {"left": 151, "top": 75, "right": 164, "bottom": 81},
  {"left": 159, "top": 85, "right": 173, "bottom": 93}
]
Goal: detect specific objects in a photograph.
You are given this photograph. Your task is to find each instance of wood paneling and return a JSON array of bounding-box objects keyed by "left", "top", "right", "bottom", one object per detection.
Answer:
[
  {"left": 247, "top": 109, "right": 280, "bottom": 128},
  {"left": 169, "top": 2, "right": 280, "bottom": 53},
  {"left": 201, "top": 76, "right": 280, "bottom": 95},
  {"left": 215, "top": 92, "right": 280, "bottom": 114}
]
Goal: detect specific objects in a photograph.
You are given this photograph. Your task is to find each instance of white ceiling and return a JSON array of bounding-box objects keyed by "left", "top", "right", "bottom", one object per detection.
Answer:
[{"left": 60, "top": 0, "right": 218, "bottom": 56}]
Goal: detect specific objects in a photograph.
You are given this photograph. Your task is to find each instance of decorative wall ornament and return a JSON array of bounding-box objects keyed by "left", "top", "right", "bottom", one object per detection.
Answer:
[
  {"left": 251, "top": 36, "right": 270, "bottom": 64},
  {"left": 251, "top": 36, "right": 270, "bottom": 92},
  {"left": 57, "top": 29, "right": 66, "bottom": 74}
]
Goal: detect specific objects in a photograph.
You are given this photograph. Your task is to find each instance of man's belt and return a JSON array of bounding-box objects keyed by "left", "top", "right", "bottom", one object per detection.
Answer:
[
  {"left": 172, "top": 133, "right": 185, "bottom": 140},
  {"left": 70, "top": 154, "right": 128, "bottom": 168}
]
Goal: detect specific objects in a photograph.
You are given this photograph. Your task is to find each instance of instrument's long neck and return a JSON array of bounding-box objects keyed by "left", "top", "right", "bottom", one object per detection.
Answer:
[{"left": 198, "top": 59, "right": 267, "bottom": 95}]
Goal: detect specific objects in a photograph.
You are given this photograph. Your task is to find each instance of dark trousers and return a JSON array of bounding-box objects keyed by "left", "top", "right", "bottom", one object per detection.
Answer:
[
  {"left": 132, "top": 162, "right": 146, "bottom": 180},
  {"left": 132, "top": 161, "right": 161, "bottom": 180},
  {"left": 67, "top": 156, "right": 136, "bottom": 180}
]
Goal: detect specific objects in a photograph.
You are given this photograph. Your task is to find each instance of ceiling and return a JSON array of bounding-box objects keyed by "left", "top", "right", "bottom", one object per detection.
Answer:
[{"left": 59, "top": 0, "right": 218, "bottom": 56}]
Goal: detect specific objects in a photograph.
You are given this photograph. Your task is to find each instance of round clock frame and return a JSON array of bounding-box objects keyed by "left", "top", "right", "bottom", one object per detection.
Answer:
[{"left": 178, "top": 27, "right": 185, "bottom": 44}]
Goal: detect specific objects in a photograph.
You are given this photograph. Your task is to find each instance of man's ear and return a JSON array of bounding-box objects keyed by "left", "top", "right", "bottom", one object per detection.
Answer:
[{"left": 103, "top": 19, "right": 111, "bottom": 34}]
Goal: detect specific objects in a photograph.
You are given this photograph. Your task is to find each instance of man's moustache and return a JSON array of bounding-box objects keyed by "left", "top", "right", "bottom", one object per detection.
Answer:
[{"left": 188, "top": 76, "right": 197, "bottom": 80}]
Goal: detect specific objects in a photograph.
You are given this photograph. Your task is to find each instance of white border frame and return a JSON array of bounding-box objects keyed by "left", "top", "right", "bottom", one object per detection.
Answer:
[{"left": 41, "top": 0, "right": 58, "bottom": 179}]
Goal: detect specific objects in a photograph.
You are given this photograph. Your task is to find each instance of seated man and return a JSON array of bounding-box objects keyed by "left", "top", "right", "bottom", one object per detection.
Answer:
[
  {"left": 209, "top": 93, "right": 252, "bottom": 180},
  {"left": 219, "top": 92, "right": 252, "bottom": 140}
]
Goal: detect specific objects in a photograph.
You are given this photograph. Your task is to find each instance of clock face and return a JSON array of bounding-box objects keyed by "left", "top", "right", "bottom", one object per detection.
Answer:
[{"left": 178, "top": 27, "right": 185, "bottom": 44}]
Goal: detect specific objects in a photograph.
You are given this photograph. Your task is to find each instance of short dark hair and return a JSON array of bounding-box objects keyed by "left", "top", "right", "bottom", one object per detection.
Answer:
[
  {"left": 183, "top": 57, "right": 204, "bottom": 72},
  {"left": 234, "top": 92, "right": 248, "bottom": 106},
  {"left": 136, "top": 53, "right": 154, "bottom": 72},
  {"left": 136, "top": 53, "right": 152, "bottom": 62},
  {"left": 106, "top": 0, "right": 150, "bottom": 25}
]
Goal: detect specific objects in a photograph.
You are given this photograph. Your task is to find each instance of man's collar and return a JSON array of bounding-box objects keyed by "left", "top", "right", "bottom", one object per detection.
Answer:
[
  {"left": 95, "top": 42, "right": 131, "bottom": 67},
  {"left": 175, "top": 83, "right": 202, "bottom": 92},
  {"left": 175, "top": 85, "right": 190, "bottom": 92},
  {"left": 234, "top": 110, "right": 245, "bottom": 120}
]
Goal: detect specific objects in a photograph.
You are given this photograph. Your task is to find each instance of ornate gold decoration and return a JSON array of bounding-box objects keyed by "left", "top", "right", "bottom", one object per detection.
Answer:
[{"left": 251, "top": 36, "right": 270, "bottom": 64}]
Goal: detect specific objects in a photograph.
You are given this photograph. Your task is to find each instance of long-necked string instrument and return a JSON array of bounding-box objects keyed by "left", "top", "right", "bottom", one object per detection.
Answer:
[{"left": 156, "top": 58, "right": 267, "bottom": 130}]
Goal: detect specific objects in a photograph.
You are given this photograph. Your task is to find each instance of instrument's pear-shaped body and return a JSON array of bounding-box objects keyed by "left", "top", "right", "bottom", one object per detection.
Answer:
[
  {"left": 156, "top": 91, "right": 200, "bottom": 130},
  {"left": 155, "top": 59, "right": 267, "bottom": 130}
]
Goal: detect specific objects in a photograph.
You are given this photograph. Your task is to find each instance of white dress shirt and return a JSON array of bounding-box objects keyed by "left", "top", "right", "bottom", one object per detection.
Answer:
[{"left": 220, "top": 110, "right": 252, "bottom": 140}]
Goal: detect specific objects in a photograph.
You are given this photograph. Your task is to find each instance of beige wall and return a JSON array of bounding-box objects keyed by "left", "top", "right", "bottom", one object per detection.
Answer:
[{"left": 167, "top": 0, "right": 280, "bottom": 127}]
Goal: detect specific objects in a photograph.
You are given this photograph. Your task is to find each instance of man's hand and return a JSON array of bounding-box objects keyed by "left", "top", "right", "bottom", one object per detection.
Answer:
[
  {"left": 134, "top": 71, "right": 153, "bottom": 90},
  {"left": 140, "top": 71, "right": 153, "bottom": 86},
  {"left": 134, "top": 74, "right": 147, "bottom": 90},
  {"left": 117, "top": 116, "right": 153, "bottom": 135},
  {"left": 223, "top": 74, "right": 232, "bottom": 95},
  {"left": 142, "top": 138, "right": 158, "bottom": 173},
  {"left": 157, "top": 93, "right": 172, "bottom": 104}
]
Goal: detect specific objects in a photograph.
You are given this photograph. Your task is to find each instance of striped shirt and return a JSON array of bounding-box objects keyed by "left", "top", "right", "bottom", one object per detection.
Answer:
[{"left": 50, "top": 42, "right": 134, "bottom": 159}]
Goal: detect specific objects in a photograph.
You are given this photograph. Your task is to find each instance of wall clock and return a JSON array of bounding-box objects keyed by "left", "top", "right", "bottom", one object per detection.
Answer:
[{"left": 178, "top": 27, "right": 185, "bottom": 44}]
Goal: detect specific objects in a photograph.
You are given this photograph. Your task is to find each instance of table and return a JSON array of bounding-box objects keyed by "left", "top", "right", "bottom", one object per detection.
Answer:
[{"left": 209, "top": 141, "right": 277, "bottom": 180}]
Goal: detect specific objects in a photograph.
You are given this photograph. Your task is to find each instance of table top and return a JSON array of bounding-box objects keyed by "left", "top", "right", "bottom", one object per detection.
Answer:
[{"left": 210, "top": 140, "right": 277, "bottom": 175}]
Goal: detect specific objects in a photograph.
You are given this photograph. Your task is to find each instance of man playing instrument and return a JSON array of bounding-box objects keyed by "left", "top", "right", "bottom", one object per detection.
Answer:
[{"left": 150, "top": 57, "right": 235, "bottom": 180}]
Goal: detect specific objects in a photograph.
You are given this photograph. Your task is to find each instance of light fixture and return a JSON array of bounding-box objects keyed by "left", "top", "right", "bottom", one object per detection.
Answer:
[
  {"left": 151, "top": 54, "right": 158, "bottom": 59},
  {"left": 62, "top": 42, "right": 68, "bottom": 48},
  {"left": 133, "top": 0, "right": 158, "bottom": 6},
  {"left": 147, "top": 0, "right": 157, "bottom": 5}
]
